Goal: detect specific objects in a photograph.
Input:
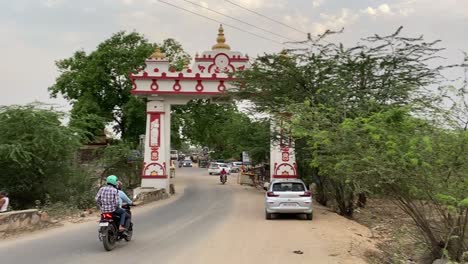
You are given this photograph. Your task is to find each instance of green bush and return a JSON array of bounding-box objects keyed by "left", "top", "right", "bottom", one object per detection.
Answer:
[{"left": 0, "top": 104, "right": 96, "bottom": 209}]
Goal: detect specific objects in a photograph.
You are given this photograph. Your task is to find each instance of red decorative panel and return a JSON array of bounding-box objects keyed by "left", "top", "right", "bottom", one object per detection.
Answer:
[
  {"left": 282, "top": 152, "right": 289, "bottom": 162},
  {"left": 151, "top": 149, "right": 159, "bottom": 161},
  {"left": 149, "top": 113, "right": 161, "bottom": 148},
  {"left": 173, "top": 80, "right": 182, "bottom": 91},
  {"left": 217, "top": 80, "right": 226, "bottom": 92},
  {"left": 274, "top": 163, "right": 296, "bottom": 177},
  {"left": 150, "top": 79, "right": 159, "bottom": 91},
  {"left": 142, "top": 162, "right": 166, "bottom": 178},
  {"left": 195, "top": 80, "right": 204, "bottom": 92}
]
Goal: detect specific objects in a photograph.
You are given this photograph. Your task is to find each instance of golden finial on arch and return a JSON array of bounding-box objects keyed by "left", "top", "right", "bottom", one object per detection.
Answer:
[
  {"left": 212, "top": 24, "right": 231, "bottom": 50},
  {"left": 150, "top": 47, "right": 166, "bottom": 60}
]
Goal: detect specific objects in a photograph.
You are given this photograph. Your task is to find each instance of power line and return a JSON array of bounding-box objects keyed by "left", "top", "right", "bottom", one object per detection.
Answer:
[
  {"left": 225, "top": 0, "right": 308, "bottom": 35},
  {"left": 181, "top": 0, "right": 299, "bottom": 43},
  {"left": 157, "top": 0, "right": 292, "bottom": 48}
]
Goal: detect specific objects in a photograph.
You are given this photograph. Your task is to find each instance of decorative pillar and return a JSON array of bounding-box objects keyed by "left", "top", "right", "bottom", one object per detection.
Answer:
[
  {"left": 141, "top": 100, "right": 170, "bottom": 190},
  {"left": 270, "top": 120, "right": 297, "bottom": 179}
]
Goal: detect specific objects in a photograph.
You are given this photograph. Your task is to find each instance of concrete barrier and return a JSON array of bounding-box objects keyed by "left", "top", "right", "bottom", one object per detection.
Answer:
[
  {"left": 239, "top": 173, "right": 255, "bottom": 186},
  {"left": 133, "top": 188, "right": 170, "bottom": 205},
  {"left": 0, "top": 209, "right": 51, "bottom": 233}
]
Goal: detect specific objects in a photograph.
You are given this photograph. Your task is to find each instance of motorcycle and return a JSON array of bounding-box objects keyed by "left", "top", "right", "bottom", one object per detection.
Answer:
[
  {"left": 220, "top": 173, "right": 227, "bottom": 184},
  {"left": 98, "top": 204, "right": 134, "bottom": 251}
]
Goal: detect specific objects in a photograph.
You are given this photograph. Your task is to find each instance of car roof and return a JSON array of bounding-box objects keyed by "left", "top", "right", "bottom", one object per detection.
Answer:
[{"left": 270, "top": 179, "right": 305, "bottom": 184}]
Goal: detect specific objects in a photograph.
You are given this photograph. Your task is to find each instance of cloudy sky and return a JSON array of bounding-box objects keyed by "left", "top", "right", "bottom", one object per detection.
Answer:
[{"left": 1, "top": 0, "right": 467, "bottom": 109}]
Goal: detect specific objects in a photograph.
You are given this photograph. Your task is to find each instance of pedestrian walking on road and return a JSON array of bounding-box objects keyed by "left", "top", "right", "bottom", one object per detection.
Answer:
[{"left": 0, "top": 191, "right": 9, "bottom": 213}]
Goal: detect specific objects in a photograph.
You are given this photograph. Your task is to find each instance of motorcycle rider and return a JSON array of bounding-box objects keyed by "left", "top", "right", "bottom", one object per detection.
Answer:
[
  {"left": 220, "top": 168, "right": 227, "bottom": 182},
  {"left": 95, "top": 175, "right": 126, "bottom": 232}
]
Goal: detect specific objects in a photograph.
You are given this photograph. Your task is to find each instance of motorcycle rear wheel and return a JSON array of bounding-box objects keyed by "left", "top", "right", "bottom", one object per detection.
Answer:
[
  {"left": 124, "top": 223, "right": 133, "bottom": 242},
  {"left": 102, "top": 226, "right": 117, "bottom": 251}
]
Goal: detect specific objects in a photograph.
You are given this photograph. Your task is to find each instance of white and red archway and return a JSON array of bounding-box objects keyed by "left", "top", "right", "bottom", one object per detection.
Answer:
[{"left": 130, "top": 25, "right": 297, "bottom": 190}]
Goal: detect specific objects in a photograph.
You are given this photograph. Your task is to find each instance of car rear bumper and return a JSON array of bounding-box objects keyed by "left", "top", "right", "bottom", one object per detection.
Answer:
[{"left": 265, "top": 204, "right": 312, "bottom": 214}]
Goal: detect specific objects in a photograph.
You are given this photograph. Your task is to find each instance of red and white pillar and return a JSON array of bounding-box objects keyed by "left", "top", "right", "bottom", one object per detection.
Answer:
[
  {"left": 141, "top": 100, "right": 171, "bottom": 190},
  {"left": 270, "top": 121, "right": 297, "bottom": 179}
]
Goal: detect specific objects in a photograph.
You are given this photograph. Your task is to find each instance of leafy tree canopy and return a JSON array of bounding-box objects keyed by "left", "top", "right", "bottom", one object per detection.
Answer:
[
  {"left": 49, "top": 32, "right": 190, "bottom": 144},
  {"left": 0, "top": 104, "right": 89, "bottom": 208}
]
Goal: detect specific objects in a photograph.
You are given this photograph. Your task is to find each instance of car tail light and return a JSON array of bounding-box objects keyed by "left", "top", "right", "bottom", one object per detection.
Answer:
[
  {"left": 300, "top": 191, "right": 312, "bottom": 197},
  {"left": 267, "top": 191, "right": 279, "bottom": 197}
]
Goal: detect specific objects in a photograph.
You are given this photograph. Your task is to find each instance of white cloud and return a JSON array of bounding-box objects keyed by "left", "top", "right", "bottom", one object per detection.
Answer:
[
  {"left": 378, "top": 4, "right": 391, "bottom": 14},
  {"left": 366, "top": 7, "right": 377, "bottom": 15},
  {"left": 238, "top": 0, "right": 266, "bottom": 9},
  {"left": 312, "top": 8, "right": 359, "bottom": 34},
  {"left": 235, "top": 0, "right": 286, "bottom": 9},
  {"left": 364, "top": 3, "right": 393, "bottom": 16},
  {"left": 312, "top": 0, "right": 324, "bottom": 8}
]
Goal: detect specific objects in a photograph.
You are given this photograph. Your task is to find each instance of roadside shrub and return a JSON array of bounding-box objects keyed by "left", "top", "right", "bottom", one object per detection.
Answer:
[
  {"left": 335, "top": 108, "right": 468, "bottom": 261},
  {"left": 0, "top": 104, "right": 98, "bottom": 210},
  {"left": 96, "top": 141, "right": 142, "bottom": 189}
]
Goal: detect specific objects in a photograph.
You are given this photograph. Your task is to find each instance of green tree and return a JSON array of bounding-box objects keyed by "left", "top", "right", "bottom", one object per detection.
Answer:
[
  {"left": 96, "top": 141, "right": 142, "bottom": 190},
  {"left": 49, "top": 32, "right": 190, "bottom": 144},
  {"left": 0, "top": 104, "right": 94, "bottom": 209},
  {"left": 234, "top": 27, "right": 445, "bottom": 215},
  {"left": 172, "top": 99, "right": 269, "bottom": 163},
  {"left": 332, "top": 108, "right": 467, "bottom": 261}
]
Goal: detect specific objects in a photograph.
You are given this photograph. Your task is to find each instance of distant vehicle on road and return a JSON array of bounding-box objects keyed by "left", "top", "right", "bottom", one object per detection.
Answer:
[
  {"left": 264, "top": 179, "right": 313, "bottom": 220},
  {"left": 170, "top": 150, "right": 178, "bottom": 160},
  {"left": 181, "top": 159, "right": 193, "bottom": 167},
  {"left": 208, "top": 163, "right": 230, "bottom": 175},
  {"left": 229, "top": 161, "right": 243, "bottom": 173}
]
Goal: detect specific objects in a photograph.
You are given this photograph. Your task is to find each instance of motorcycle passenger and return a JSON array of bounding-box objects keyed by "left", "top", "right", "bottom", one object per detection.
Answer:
[
  {"left": 95, "top": 175, "right": 126, "bottom": 232},
  {"left": 220, "top": 168, "right": 227, "bottom": 182},
  {"left": 117, "top": 181, "right": 133, "bottom": 207},
  {"left": 117, "top": 181, "right": 133, "bottom": 229}
]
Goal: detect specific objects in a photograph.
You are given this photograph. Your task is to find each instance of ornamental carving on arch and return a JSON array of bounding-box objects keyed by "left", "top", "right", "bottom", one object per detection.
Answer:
[
  {"left": 143, "top": 162, "right": 166, "bottom": 178},
  {"left": 149, "top": 114, "right": 161, "bottom": 148}
]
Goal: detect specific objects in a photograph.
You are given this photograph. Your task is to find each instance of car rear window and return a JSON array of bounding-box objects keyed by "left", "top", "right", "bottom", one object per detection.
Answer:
[
  {"left": 210, "top": 164, "right": 219, "bottom": 168},
  {"left": 272, "top": 182, "right": 305, "bottom": 192}
]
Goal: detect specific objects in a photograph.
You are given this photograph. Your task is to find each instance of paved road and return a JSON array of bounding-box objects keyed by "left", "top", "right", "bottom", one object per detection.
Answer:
[
  {"left": 0, "top": 167, "right": 376, "bottom": 264},
  {"left": 0, "top": 167, "right": 233, "bottom": 264}
]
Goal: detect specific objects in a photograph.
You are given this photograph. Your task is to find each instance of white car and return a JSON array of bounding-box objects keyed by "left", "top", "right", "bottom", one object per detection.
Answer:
[
  {"left": 208, "top": 163, "right": 230, "bottom": 175},
  {"left": 229, "top": 162, "right": 243, "bottom": 173},
  {"left": 264, "top": 179, "right": 313, "bottom": 220}
]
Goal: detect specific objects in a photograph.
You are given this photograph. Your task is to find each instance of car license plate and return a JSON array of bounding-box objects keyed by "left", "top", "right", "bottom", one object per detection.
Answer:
[
  {"left": 99, "top": 222, "right": 109, "bottom": 227},
  {"left": 282, "top": 202, "right": 298, "bottom": 207}
]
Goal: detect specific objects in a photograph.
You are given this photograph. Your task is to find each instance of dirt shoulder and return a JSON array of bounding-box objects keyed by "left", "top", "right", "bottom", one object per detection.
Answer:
[
  {"left": 174, "top": 183, "right": 379, "bottom": 264},
  {"left": 353, "top": 199, "right": 424, "bottom": 263}
]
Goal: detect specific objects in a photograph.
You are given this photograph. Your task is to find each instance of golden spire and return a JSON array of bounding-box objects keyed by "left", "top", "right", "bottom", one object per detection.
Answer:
[
  {"left": 212, "top": 25, "right": 231, "bottom": 50},
  {"left": 150, "top": 47, "right": 166, "bottom": 60}
]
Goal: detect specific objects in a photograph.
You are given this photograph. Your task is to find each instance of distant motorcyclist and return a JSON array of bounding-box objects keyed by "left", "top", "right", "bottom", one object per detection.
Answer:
[
  {"left": 220, "top": 168, "right": 227, "bottom": 182},
  {"left": 95, "top": 175, "right": 126, "bottom": 232}
]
